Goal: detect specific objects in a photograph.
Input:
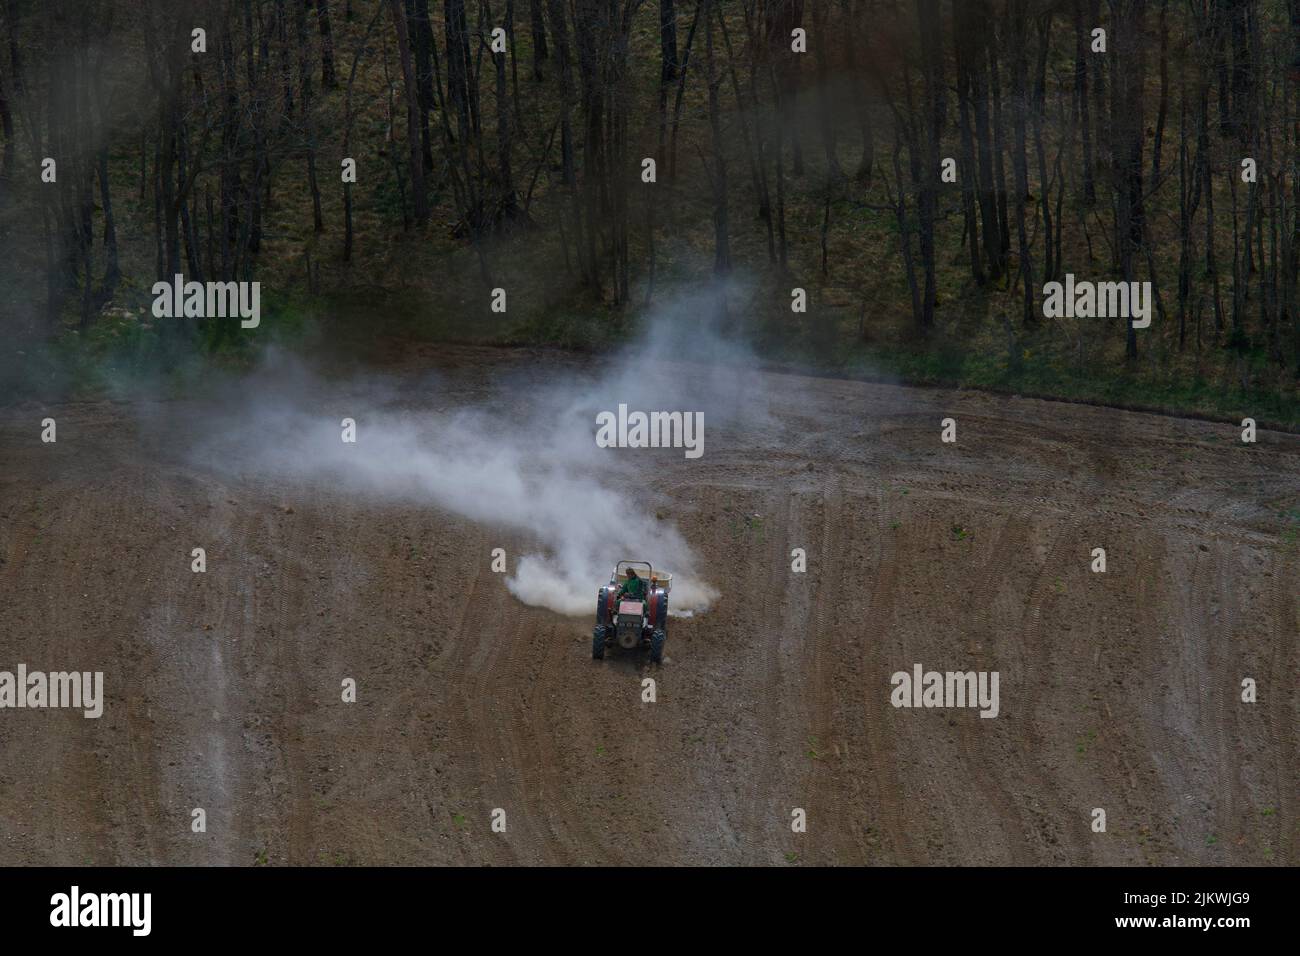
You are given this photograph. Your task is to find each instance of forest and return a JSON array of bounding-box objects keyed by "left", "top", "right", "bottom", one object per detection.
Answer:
[{"left": 1, "top": 0, "right": 1299, "bottom": 426}]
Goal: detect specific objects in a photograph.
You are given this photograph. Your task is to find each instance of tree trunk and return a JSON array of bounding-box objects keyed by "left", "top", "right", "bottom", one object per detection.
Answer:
[{"left": 388, "top": 0, "right": 429, "bottom": 226}]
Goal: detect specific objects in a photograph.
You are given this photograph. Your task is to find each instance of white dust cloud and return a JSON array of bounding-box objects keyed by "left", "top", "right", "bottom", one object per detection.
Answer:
[{"left": 185, "top": 283, "right": 771, "bottom": 617}]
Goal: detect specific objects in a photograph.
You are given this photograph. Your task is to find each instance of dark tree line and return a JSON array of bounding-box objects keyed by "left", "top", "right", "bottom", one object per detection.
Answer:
[{"left": 1, "top": 0, "right": 1298, "bottom": 394}]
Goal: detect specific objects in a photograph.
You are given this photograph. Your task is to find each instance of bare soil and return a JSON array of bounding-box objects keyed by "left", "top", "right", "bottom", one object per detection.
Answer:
[{"left": 1, "top": 346, "right": 1296, "bottom": 865}]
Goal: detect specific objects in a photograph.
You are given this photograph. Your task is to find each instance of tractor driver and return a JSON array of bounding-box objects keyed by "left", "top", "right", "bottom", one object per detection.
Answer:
[{"left": 617, "top": 567, "right": 648, "bottom": 602}]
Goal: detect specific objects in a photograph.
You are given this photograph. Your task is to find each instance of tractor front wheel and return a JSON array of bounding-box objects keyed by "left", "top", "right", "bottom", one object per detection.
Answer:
[
  {"left": 649, "top": 628, "right": 666, "bottom": 664},
  {"left": 592, "top": 626, "right": 607, "bottom": 660}
]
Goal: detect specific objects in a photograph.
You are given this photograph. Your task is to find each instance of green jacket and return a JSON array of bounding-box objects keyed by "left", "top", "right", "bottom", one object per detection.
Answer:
[{"left": 617, "top": 576, "right": 648, "bottom": 601}]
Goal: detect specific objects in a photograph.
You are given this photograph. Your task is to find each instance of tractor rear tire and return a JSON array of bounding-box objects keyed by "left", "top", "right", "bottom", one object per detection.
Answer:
[
  {"left": 592, "top": 626, "right": 606, "bottom": 660},
  {"left": 649, "top": 628, "right": 666, "bottom": 664}
]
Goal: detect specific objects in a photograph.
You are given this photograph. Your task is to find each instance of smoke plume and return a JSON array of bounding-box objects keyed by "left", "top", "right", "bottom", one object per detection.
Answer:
[{"left": 181, "top": 283, "right": 770, "bottom": 616}]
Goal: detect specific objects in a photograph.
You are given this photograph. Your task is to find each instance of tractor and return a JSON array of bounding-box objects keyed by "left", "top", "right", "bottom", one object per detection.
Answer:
[{"left": 592, "top": 561, "right": 671, "bottom": 664}]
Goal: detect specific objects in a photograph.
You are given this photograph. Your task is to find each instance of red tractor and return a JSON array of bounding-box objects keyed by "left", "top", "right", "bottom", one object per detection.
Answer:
[{"left": 592, "top": 561, "right": 671, "bottom": 664}]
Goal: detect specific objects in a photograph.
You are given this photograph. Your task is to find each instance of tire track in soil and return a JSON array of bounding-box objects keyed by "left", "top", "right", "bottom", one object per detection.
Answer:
[
  {"left": 540, "top": 616, "right": 620, "bottom": 867},
  {"left": 1267, "top": 548, "right": 1299, "bottom": 863},
  {"left": 219, "top": 499, "right": 278, "bottom": 865},
  {"left": 93, "top": 475, "right": 169, "bottom": 865},
  {"left": 821, "top": 511, "right": 874, "bottom": 863},
  {"left": 1156, "top": 528, "right": 1221, "bottom": 860},
  {"left": 1020, "top": 517, "right": 1109, "bottom": 861},
  {"left": 952, "top": 512, "right": 1036, "bottom": 864},
  {"left": 424, "top": 530, "right": 489, "bottom": 864},
  {"left": 1203, "top": 540, "right": 1240, "bottom": 857},
  {"left": 997, "top": 411, "right": 1128, "bottom": 863},
  {"left": 265, "top": 499, "right": 317, "bottom": 865},
  {"left": 443, "top": 547, "right": 523, "bottom": 865},
  {"left": 492, "top": 599, "right": 587, "bottom": 865},
  {"left": 188, "top": 477, "right": 254, "bottom": 868},
  {"left": 801, "top": 479, "right": 855, "bottom": 864},
  {"left": 857, "top": 478, "right": 912, "bottom": 864},
  {"left": 117, "top": 464, "right": 229, "bottom": 866},
  {"left": 751, "top": 478, "right": 824, "bottom": 862},
  {"left": 646, "top": 468, "right": 790, "bottom": 864},
  {"left": 220, "top": 483, "right": 284, "bottom": 866},
  {"left": 719, "top": 480, "right": 797, "bottom": 864},
  {"left": 829, "top": 479, "right": 881, "bottom": 864},
  {"left": 451, "top": 540, "right": 582, "bottom": 865},
  {"left": 473, "top": 594, "right": 538, "bottom": 862}
]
